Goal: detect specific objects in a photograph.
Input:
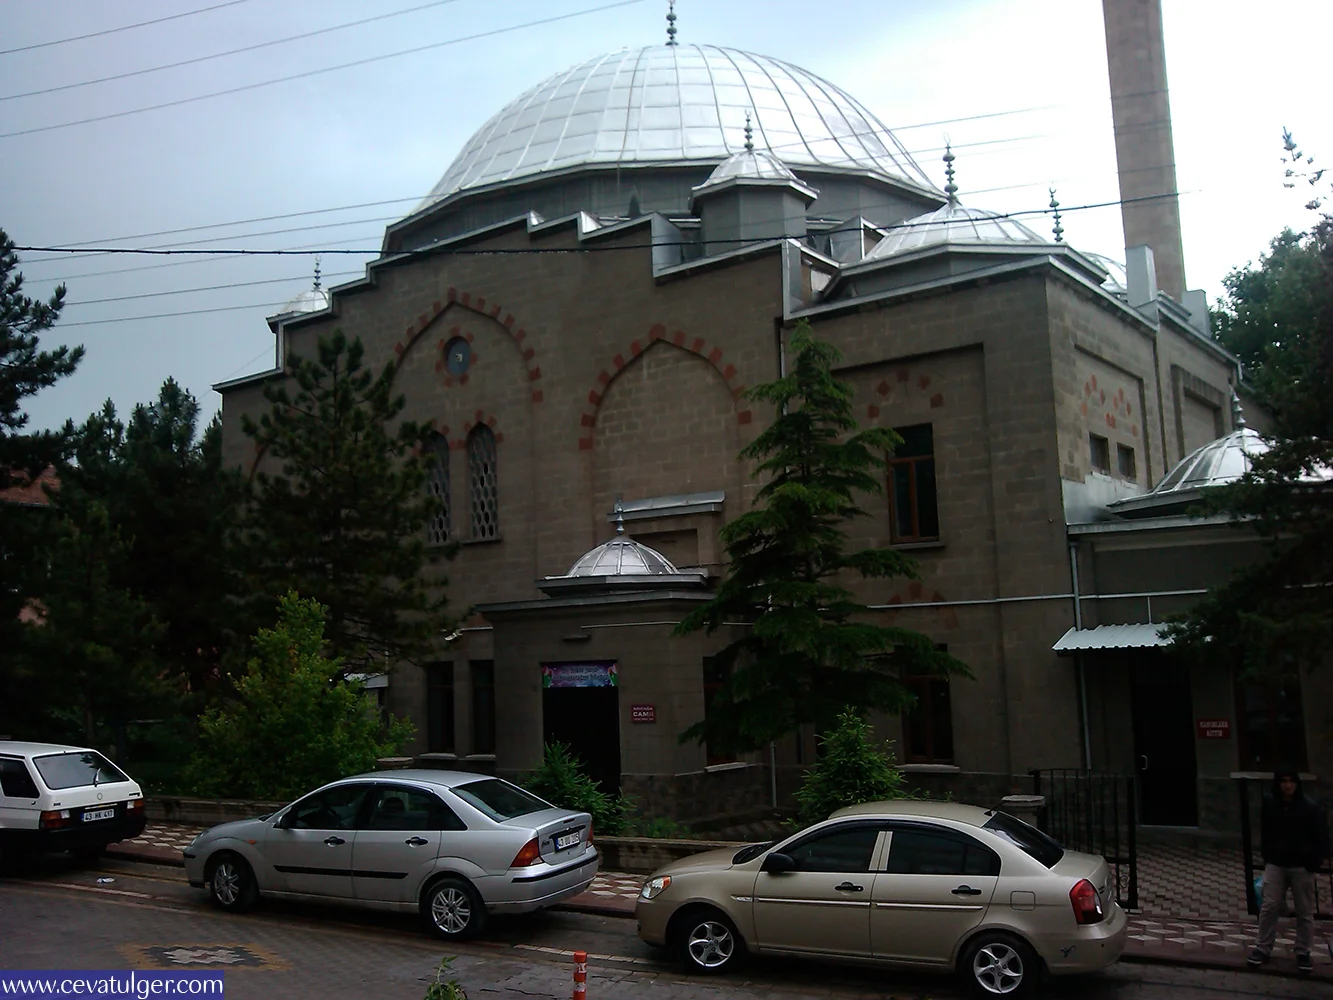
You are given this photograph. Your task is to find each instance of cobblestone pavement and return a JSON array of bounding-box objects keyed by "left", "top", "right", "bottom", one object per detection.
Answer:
[{"left": 5, "top": 860, "right": 1333, "bottom": 1000}]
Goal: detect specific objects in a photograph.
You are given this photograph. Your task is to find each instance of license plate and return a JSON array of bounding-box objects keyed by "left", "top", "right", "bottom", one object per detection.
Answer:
[
  {"left": 555, "top": 832, "right": 581, "bottom": 850},
  {"left": 83, "top": 807, "right": 115, "bottom": 823}
]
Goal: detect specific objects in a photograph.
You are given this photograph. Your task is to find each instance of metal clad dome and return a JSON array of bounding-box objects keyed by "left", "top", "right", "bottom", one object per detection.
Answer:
[
  {"left": 700, "top": 147, "right": 800, "bottom": 186},
  {"left": 420, "top": 44, "right": 934, "bottom": 209},
  {"left": 866, "top": 201, "right": 1051, "bottom": 260},
  {"left": 1150, "top": 428, "right": 1268, "bottom": 494},
  {"left": 566, "top": 535, "right": 680, "bottom": 577},
  {"left": 276, "top": 287, "right": 331, "bottom": 316}
]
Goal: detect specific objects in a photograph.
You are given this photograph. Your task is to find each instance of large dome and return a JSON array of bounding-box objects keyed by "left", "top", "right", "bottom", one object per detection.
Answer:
[{"left": 420, "top": 44, "right": 935, "bottom": 210}]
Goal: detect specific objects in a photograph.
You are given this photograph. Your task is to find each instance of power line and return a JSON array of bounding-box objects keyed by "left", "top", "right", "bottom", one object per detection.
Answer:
[
  {"left": 0, "top": 0, "right": 255, "bottom": 57},
  {"left": 0, "top": 0, "right": 468, "bottom": 102},
  {"left": 64, "top": 270, "right": 362, "bottom": 307},
  {"left": 0, "top": 0, "right": 649, "bottom": 139},
  {"left": 56, "top": 300, "right": 291, "bottom": 329},
  {"left": 19, "top": 190, "right": 1192, "bottom": 260}
]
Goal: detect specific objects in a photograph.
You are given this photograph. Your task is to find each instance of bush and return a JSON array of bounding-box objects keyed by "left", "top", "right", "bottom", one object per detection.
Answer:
[
  {"left": 793, "top": 709, "right": 914, "bottom": 826},
  {"left": 186, "top": 592, "right": 413, "bottom": 800},
  {"left": 523, "top": 742, "right": 630, "bottom": 835}
]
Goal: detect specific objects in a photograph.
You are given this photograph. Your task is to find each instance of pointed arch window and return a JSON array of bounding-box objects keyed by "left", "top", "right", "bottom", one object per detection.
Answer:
[
  {"left": 468, "top": 424, "right": 499, "bottom": 539},
  {"left": 426, "top": 432, "right": 451, "bottom": 544}
]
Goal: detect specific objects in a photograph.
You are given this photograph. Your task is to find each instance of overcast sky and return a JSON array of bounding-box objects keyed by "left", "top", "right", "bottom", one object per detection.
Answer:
[{"left": 2, "top": 0, "right": 1327, "bottom": 434}]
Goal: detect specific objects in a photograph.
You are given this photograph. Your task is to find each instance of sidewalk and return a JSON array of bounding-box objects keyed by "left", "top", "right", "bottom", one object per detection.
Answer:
[{"left": 107, "top": 821, "right": 1332, "bottom": 980}]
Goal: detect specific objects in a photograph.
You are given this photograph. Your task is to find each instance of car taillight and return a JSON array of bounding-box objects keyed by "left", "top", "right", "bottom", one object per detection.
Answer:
[
  {"left": 1070, "top": 878, "right": 1105, "bottom": 925},
  {"left": 39, "top": 809, "right": 72, "bottom": 830},
  {"left": 127, "top": 798, "right": 144, "bottom": 810},
  {"left": 587, "top": 822, "right": 594, "bottom": 845},
  {"left": 510, "top": 838, "right": 542, "bottom": 868}
]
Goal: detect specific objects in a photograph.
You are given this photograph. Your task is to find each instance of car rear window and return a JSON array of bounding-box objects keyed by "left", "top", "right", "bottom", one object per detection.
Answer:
[
  {"left": 452, "top": 778, "right": 550, "bottom": 821},
  {"left": 32, "top": 751, "right": 128, "bottom": 790},
  {"left": 0, "top": 758, "right": 40, "bottom": 798},
  {"left": 982, "top": 812, "right": 1065, "bottom": 868}
]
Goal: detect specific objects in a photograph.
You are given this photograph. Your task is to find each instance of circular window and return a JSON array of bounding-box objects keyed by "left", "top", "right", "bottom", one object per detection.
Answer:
[{"left": 444, "top": 337, "right": 472, "bottom": 376}]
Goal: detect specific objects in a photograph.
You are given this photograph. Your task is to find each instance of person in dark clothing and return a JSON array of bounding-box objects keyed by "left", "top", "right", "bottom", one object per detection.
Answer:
[{"left": 1248, "top": 765, "right": 1329, "bottom": 973}]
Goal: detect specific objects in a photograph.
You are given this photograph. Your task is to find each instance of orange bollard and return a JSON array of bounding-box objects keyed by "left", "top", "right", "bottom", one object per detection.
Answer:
[{"left": 573, "top": 950, "right": 587, "bottom": 1000}]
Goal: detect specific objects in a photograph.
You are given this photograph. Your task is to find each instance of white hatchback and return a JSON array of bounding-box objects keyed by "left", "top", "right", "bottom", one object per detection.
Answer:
[{"left": 0, "top": 741, "right": 147, "bottom": 866}]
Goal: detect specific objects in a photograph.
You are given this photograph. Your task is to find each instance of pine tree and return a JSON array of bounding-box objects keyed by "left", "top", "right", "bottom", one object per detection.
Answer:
[
  {"left": 238, "top": 330, "right": 455, "bottom": 673},
  {"left": 675, "top": 321, "right": 966, "bottom": 753}
]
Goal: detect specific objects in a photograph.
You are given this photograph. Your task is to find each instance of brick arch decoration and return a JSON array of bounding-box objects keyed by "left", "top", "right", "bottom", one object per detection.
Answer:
[
  {"left": 392, "top": 287, "right": 544, "bottom": 404},
  {"left": 882, "top": 582, "right": 958, "bottom": 629},
  {"left": 577, "top": 323, "right": 752, "bottom": 451},
  {"left": 863, "top": 364, "right": 946, "bottom": 421},
  {"left": 422, "top": 411, "right": 505, "bottom": 452},
  {"left": 1081, "top": 373, "right": 1139, "bottom": 439}
]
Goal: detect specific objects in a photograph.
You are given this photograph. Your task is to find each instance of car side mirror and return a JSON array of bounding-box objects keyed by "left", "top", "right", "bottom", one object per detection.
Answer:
[
  {"left": 761, "top": 852, "right": 795, "bottom": 874},
  {"left": 273, "top": 811, "right": 291, "bottom": 830}
]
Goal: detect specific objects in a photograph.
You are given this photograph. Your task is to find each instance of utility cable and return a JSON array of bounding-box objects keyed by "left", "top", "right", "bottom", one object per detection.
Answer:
[
  {"left": 0, "top": 0, "right": 469, "bottom": 102},
  {"left": 0, "top": 0, "right": 254, "bottom": 57},
  {"left": 0, "top": 0, "right": 650, "bottom": 140},
  {"left": 64, "top": 270, "right": 362, "bottom": 307}
]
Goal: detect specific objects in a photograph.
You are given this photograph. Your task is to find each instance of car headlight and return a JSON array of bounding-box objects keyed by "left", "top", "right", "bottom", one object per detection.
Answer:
[{"left": 640, "top": 875, "right": 671, "bottom": 899}]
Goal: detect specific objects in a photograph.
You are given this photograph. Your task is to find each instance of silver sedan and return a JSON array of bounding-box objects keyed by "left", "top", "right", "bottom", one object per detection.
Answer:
[{"left": 182, "top": 770, "right": 597, "bottom": 939}]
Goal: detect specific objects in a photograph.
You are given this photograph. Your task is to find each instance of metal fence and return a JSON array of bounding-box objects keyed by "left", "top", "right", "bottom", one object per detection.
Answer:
[
  {"left": 1235, "top": 776, "right": 1333, "bottom": 919},
  {"left": 1030, "top": 768, "right": 1138, "bottom": 910}
]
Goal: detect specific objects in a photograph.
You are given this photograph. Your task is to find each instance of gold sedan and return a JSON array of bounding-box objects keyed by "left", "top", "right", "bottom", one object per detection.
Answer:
[{"left": 636, "top": 801, "right": 1127, "bottom": 997}]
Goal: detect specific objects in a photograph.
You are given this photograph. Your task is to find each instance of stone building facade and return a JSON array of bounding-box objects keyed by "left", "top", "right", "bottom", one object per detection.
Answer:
[{"left": 216, "top": 38, "right": 1328, "bottom": 832}]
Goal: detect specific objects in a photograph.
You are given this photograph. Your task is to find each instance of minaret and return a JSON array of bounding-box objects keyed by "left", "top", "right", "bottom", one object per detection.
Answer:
[{"left": 1102, "top": 0, "right": 1187, "bottom": 299}]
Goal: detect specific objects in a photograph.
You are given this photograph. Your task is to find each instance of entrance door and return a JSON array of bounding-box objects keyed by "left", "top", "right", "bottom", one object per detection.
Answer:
[
  {"left": 542, "top": 663, "right": 621, "bottom": 795},
  {"left": 1130, "top": 654, "right": 1198, "bottom": 826}
]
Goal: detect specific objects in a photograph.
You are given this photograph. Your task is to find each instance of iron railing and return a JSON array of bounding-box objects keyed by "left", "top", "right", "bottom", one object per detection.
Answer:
[
  {"left": 1235, "top": 776, "right": 1332, "bottom": 919},
  {"left": 1030, "top": 768, "right": 1138, "bottom": 910}
]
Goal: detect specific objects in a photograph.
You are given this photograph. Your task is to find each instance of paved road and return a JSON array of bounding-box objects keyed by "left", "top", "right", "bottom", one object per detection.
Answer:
[{"left": 2, "top": 857, "right": 1329, "bottom": 1000}]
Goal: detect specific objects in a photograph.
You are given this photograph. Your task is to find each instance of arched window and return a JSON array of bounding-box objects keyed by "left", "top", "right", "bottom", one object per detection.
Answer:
[
  {"left": 468, "top": 424, "right": 499, "bottom": 539},
  {"left": 426, "top": 433, "right": 451, "bottom": 544}
]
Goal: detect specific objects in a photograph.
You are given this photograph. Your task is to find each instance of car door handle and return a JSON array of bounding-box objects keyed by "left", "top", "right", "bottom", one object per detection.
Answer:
[
  {"left": 952, "top": 885, "right": 983, "bottom": 896},
  {"left": 405, "top": 837, "right": 429, "bottom": 847},
  {"left": 834, "top": 882, "right": 864, "bottom": 892},
  {"left": 324, "top": 836, "right": 346, "bottom": 846}
]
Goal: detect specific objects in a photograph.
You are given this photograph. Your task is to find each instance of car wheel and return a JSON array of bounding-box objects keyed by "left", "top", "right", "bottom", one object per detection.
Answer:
[
  {"left": 422, "top": 876, "right": 486, "bottom": 940},
  {"left": 673, "top": 908, "right": 744, "bottom": 975},
  {"left": 962, "top": 932, "right": 1038, "bottom": 997},
  {"left": 206, "top": 854, "right": 258, "bottom": 913}
]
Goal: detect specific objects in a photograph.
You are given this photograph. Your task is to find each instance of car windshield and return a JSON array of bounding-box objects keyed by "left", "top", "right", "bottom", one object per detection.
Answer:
[
  {"left": 452, "top": 778, "right": 550, "bottom": 821},
  {"left": 32, "top": 751, "right": 128, "bottom": 790},
  {"left": 982, "top": 811, "right": 1065, "bottom": 868},
  {"left": 732, "top": 841, "right": 775, "bottom": 865}
]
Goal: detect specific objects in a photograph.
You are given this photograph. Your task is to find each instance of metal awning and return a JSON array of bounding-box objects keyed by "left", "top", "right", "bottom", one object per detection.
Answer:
[{"left": 1052, "top": 623, "right": 1170, "bottom": 653}]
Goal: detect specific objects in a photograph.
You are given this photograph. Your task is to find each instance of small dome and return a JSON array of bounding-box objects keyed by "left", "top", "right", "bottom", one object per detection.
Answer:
[
  {"left": 1148, "top": 428, "right": 1268, "bottom": 495},
  {"left": 865, "top": 201, "right": 1051, "bottom": 260},
  {"left": 1084, "top": 253, "right": 1128, "bottom": 294},
  {"left": 701, "top": 147, "right": 799, "bottom": 186},
  {"left": 277, "top": 286, "right": 331, "bottom": 317},
  {"left": 565, "top": 535, "right": 680, "bottom": 577}
]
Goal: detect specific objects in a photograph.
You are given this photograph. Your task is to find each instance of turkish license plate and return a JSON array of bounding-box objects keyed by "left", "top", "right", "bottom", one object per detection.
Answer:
[
  {"left": 555, "top": 831, "right": 581, "bottom": 850},
  {"left": 82, "top": 807, "right": 115, "bottom": 823}
]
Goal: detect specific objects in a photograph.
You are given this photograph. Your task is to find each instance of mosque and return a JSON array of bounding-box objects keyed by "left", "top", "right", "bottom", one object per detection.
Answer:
[{"left": 217, "top": 4, "right": 1329, "bottom": 832}]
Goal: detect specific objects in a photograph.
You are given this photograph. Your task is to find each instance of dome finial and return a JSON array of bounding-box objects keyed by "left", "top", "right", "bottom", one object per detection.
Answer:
[
  {"left": 743, "top": 111, "right": 754, "bottom": 152},
  {"left": 942, "top": 140, "right": 958, "bottom": 205},
  {"left": 312, "top": 255, "right": 322, "bottom": 291},
  {"left": 1048, "top": 186, "right": 1064, "bottom": 243},
  {"left": 614, "top": 496, "right": 626, "bottom": 535},
  {"left": 1231, "top": 388, "right": 1246, "bottom": 429},
  {"left": 666, "top": 0, "right": 677, "bottom": 45}
]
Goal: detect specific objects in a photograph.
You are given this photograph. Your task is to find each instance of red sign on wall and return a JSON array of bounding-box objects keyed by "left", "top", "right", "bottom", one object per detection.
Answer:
[
  {"left": 1197, "top": 719, "right": 1231, "bottom": 739},
  {"left": 631, "top": 703, "right": 656, "bottom": 724}
]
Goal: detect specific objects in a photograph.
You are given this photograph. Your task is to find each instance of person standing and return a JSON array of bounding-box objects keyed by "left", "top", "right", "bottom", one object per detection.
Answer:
[{"left": 1248, "top": 765, "right": 1329, "bottom": 974}]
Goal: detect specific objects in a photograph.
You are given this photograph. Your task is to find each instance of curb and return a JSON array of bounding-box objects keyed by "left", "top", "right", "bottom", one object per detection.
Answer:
[
  {"left": 553, "top": 900, "right": 636, "bottom": 919},
  {"left": 1122, "top": 950, "right": 1333, "bottom": 983},
  {"left": 105, "top": 846, "right": 184, "bottom": 869}
]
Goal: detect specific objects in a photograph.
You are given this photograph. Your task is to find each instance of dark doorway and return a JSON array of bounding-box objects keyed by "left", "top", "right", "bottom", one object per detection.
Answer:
[
  {"left": 543, "top": 681, "right": 621, "bottom": 795},
  {"left": 1130, "top": 653, "right": 1198, "bottom": 826}
]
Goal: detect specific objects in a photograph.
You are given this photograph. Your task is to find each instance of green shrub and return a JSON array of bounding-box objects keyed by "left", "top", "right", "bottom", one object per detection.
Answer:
[
  {"left": 793, "top": 709, "right": 914, "bottom": 826},
  {"left": 523, "top": 742, "right": 629, "bottom": 835},
  {"left": 185, "top": 592, "right": 413, "bottom": 800},
  {"left": 423, "top": 957, "right": 466, "bottom": 1000},
  {"left": 627, "top": 815, "right": 694, "bottom": 839}
]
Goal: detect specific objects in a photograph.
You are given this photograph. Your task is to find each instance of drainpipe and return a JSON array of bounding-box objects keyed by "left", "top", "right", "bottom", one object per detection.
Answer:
[{"left": 1069, "top": 540, "right": 1093, "bottom": 770}]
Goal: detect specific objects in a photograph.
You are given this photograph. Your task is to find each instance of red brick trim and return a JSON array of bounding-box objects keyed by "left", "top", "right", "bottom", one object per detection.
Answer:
[
  {"left": 864, "top": 364, "right": 945, "bottom": 419},
  {"left": 575, "top": 323, "right": 750, "bottom": 449},
  {"left": 393, "top": 287, "right": 543, "bottom": 403}
]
